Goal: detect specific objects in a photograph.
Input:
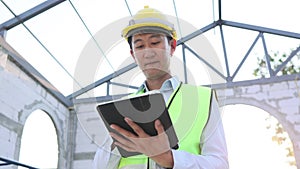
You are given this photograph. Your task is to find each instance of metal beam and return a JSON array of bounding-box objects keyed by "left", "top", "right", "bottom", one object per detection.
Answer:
[
  {"left": 0, "top": 29, "right": 7, "bottom": 38},
  {"left": 222, "top": 20, "right": 300, "bottom": 39},
  {"left": 72, "top": 94, "right": 129, "bottom": 104},
  {"left": 183, "top": 43, "right": 227, "bottom": 80},
  {"left": 0, "top": 0, "right": 66, "bottom": 31},
  {"left": 182, "top": 45, "right": 188, "bottom": 83},
  {"left": 177, "top": 21, "right": 219, "bottom": 45},
  {"left": 177, "top": 18, "right": 300, "bottom": 46},
  {"left": 219, "top": 25, "right": 231, "bottom": 81},
  {"left": 0, "top": 157, "right": 39, "bottom": 169},
  {"left": 0, "top": 38, "right": 72, "bottom": 107},
  {"left": 210, "top": 73, "right": 300, "bottom": 89},
  {"left": 231, "top": 32, "right": 261, "bottom": 80},
  {"left": 73, "top": 73, "right": 300, "bottom": 104},
  {"left": 109, "top": 81, "right": 139, "bottom": 90},
  {"left": 218, "top": 0, "right": 222, "bottom": 20},
  {"left": 67, "top": 63, "right": 137, "bottom": 99},
  {"left": 274, "top": 45, "right": 300, "bottom": 75},
  {"left": 261, "top": 33, "right": 275, "bottom": 76}
]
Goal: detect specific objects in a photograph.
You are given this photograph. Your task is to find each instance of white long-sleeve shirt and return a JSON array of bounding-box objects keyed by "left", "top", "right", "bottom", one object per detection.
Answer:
[{"left": 93, "top": 77, "right": 229, "bottom": 169}]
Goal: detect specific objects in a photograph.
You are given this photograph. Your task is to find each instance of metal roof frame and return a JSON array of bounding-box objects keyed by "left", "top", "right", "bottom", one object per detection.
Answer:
[
  {"left": 0, "top": 0, "right": 299, "bottom": 105},
  {"left": 71, "top": 19, "right": 300, "bottom": 101},
  {"left": 0, "top": 35, "right": 72, "bottom": 107},
  {"left": 1, "top": 0, "right": 300, "bottom": 167},
  {"left": 0, "top": 0, "right": 65, "bottom": 33}
]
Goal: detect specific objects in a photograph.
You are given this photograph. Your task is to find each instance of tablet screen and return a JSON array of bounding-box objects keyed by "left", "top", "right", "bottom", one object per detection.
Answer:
[{"left": 96, "top": 92, "right": 178, "bottom": 157}]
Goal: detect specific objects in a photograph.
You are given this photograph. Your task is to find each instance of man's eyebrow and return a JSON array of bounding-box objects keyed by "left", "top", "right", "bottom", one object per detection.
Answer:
[
  {"left": 133, "top": 34, "right": 163, "bottom": 44},
  {"left": 133, "top": 38, "right": 142, "bottom": 44},
  {"left": 149, "top": 34, "right": 162, "bottom": 39}
]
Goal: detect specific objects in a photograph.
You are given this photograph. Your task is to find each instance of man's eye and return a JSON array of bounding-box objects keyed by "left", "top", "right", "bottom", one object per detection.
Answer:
[
  {"left": 135, "top": 45, "right": 144, "bottom": 49},
  {"left": 151, "top": 41, "right": 160, "bottom": 45}
]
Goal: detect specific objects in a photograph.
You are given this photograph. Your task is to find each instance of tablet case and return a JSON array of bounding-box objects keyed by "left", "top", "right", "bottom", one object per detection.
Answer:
[{"left": 96, "top": 92, "right": 178, "bottom": 157}]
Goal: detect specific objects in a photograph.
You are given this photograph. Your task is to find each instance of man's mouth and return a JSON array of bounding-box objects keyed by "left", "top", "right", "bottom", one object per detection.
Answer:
[{"left": 144, "top": 61, "right": 159, "bottom": 67}]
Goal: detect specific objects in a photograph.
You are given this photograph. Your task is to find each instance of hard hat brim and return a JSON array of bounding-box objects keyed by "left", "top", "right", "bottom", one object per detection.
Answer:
[
  {"left": 126, "top": 26, "right": 173, "bottom": 38},
  {"left": 122, "top": 23, "right": 177, "bottom": 40}
]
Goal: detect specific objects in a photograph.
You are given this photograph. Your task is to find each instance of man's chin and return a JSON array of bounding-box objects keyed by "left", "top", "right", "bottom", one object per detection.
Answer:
[
  {"left": 144, "top": 68, "right": 160, "bottom": 75},
  {"left": 143, "top": 69, "right": 168, "bottom": 80}
]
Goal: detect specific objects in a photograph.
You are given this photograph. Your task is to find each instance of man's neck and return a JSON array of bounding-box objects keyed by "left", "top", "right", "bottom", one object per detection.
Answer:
[{"left": 146, "top": 73, "right": 172, "bottom": 90}]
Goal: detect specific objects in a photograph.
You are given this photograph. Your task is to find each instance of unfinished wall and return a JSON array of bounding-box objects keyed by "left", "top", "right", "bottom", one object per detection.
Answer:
[
  {"left": 0, "top": 40, "right": 72, "bottom": 168},
  {"left": 217, "top": 79, "right": 300, "bottom": 168},
  {"left": 73, "top": 78, "right": 300, "bottom": 168}
]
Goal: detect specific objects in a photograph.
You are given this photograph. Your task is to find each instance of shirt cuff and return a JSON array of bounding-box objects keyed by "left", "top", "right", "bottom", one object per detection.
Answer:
[{"left": 172, "top": 149, "right": 193, "bottom": 169}]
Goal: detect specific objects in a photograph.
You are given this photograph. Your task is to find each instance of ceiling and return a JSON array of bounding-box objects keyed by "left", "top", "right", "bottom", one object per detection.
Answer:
[{"left": 1, "top": 0, "right": 300, "bottom": 106}]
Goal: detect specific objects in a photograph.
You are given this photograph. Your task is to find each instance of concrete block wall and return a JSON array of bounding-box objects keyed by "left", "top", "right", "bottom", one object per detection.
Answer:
[
  {"left": 74, "top": 79, "right": 300, "bottom": 168},
  {"left": 0, "top": 46, "right": 71, "bottom": 168},
  {"left": 217, "top": 79, "right": 300, "bottom": 168},
  {"left": 72, "top": 102, "right": 109, "bottom": 169}
]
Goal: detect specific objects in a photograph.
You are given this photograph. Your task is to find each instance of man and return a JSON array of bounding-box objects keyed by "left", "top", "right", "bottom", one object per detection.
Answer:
[{"left": 93, "top": 6, "right": 229, "bottom": 169}]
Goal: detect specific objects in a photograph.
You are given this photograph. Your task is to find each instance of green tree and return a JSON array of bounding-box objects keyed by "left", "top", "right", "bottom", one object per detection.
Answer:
[
  {"left": 253, "top": 49, "right": 299, "bottom": 167},
  {"left": 265, "top": 115, "right": 296, "bottom": 166},
  {"left": 253, "top": 50, "right": 300, "bottom": 77}
]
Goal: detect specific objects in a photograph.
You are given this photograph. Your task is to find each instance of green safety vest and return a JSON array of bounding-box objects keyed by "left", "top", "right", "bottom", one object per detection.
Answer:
[{"left": 118, "top": 83, "right": 212, "bottom": 169}]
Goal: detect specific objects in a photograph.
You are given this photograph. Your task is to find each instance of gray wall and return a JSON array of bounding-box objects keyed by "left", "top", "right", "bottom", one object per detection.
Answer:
[{"left": 0, "top": 40, "right": 73, "bottom": 168}]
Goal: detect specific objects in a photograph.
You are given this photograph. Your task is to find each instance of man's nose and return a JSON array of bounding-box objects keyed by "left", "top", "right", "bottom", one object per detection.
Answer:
[{"left": 143, "top": 48, "right": 155, "bottom": 58}]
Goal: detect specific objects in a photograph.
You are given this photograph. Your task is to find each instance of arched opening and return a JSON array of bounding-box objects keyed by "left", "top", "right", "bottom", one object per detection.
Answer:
[
  {"left": 222, "top": 104, "right": 296, "bottom": 169},
  {"left": 18, "top": 109, "right": 58, "bottom": 169}
]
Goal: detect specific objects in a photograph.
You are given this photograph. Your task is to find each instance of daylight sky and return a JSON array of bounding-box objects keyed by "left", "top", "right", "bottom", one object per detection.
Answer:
[{"left": 1, "top": 0, "right": 299, "bottom": 168}]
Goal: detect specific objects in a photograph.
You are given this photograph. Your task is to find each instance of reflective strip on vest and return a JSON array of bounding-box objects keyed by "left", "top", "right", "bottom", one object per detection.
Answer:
[{"left": 118, "top": 84, "right": 211, "bottom": 169}]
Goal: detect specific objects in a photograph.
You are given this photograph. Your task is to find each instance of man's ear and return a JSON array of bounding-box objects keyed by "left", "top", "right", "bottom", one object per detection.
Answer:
[
  {"left": 130, "top": 49, "right": 136, "bottom": 61},
  {"left": 170, "top": 39, "right": 177, "bottom": 55}
]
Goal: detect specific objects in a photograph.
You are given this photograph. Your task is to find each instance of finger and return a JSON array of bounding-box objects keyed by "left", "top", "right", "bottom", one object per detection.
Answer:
[
  {"left": 109, "top": 132, "right": 135, "bottom": 151},
  {"left": 114, "top": 141, "right": 136, "bottom": 152},
  {"left": 125, "top": 117, "right": 148, "bottom": 137},
  {"left": 155, "top": 119, "right": 165, "bottom": 135},
  {"left": 110, "top": 124, "right": 137, "bottom": 138}
]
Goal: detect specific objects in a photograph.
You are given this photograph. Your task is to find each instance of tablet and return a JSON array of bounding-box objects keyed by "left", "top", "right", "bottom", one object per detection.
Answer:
[{"left": 96, "top": 92, "right": 178, "bottom": 157}]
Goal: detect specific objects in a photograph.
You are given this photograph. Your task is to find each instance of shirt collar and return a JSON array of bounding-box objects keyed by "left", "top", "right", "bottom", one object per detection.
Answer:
[{"left": 138, "top": 76, "right": 180, "bottom": 93}]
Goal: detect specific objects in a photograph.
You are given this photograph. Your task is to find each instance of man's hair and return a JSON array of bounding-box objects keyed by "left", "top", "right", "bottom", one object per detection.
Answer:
[{"left": 127, "top": 36, "right": 173, "bottom": 50}]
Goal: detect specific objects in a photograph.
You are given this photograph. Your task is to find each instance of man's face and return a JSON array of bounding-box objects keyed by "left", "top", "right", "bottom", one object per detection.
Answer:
[{"left": 130, "top": 33, "right": 176, "bottom": 80}]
